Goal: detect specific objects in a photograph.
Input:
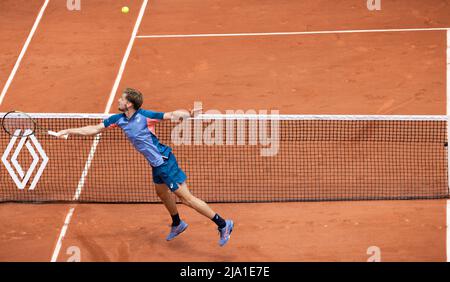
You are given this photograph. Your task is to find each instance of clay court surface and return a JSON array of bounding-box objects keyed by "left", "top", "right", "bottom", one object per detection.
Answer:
[{"left": 0, "top": 0, "right": 449, "bottom": 261}]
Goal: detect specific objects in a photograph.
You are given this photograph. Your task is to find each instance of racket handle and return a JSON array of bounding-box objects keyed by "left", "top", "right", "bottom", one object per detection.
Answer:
[{"left": 48, "top": 131, "right": 69, "bottom": 139}]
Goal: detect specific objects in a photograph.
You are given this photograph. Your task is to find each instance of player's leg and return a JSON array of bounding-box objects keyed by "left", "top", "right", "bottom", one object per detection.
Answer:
[
  {"left": 174, "top": 182, "right": 216, "bottom": 218},
  {"left": 155, "top": 152, "right": 233, "bottom": 246},
  {"left": 154, "top": 181, "right": 188, "bottom": 241},
  {"left": 174, "top": 182, "right": 234, "bottom": 246},
  {"left": 155, "top": 183, "right": 178, "bottom": 217}
]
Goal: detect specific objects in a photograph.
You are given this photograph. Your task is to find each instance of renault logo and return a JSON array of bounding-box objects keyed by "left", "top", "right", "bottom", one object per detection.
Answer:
[{"left": 2, "top": 129, "right": 49, "bottom": 190}]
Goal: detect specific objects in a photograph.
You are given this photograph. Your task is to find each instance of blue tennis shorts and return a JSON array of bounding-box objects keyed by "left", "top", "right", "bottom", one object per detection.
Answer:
[{"left": 152, "top": 152, "right": 187, "bottom": 192}]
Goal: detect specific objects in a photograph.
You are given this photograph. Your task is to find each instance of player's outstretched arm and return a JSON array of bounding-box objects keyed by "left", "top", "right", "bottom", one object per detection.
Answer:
[
  {"left": 56, "top": 123, "right": 105, "bottom": 138},
  {"left": 163, "top": 107, "right": 202, "bottom": 120},
  {"left": 163, "top": 110, "right": 191, "bottom": 120}
]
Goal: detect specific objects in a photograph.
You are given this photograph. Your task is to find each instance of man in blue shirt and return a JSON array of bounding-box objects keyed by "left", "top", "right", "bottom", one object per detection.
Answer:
[{"left": 57, "top": 88, "right": 233, "bottom": 246}]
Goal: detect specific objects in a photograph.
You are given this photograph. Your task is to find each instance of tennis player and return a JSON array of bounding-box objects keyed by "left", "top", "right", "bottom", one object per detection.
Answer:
[{"left": 56, "top": 88, "right": 234, "bottom": 246}]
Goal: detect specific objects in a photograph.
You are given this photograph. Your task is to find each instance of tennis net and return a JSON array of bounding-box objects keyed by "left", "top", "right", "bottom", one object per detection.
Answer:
[{"left": 0, "top": 113, "right": 448, "bottom": 203}]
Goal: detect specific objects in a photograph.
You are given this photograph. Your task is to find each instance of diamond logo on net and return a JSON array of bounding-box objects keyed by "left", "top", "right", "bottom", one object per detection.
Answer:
[{"left": 1, "top": 129, "right": 49, "bottom": 190}]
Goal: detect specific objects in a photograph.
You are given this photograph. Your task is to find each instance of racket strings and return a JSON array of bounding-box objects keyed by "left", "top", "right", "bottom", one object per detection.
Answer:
[{"left": 2, "top": 112, "right": 36, "bottom": 137}]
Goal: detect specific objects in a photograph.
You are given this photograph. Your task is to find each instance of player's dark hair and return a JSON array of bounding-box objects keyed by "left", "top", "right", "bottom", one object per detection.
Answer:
[{"left": 123, "top": 88, "right": 143, "bottom": 110}]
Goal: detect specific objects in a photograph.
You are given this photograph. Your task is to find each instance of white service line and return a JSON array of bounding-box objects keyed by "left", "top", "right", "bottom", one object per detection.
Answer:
[
  {"left": 51, "top": 207, "right": 75, "bottom": 262},
  {"left": 0, "top": 0, "right": 49, "bottom": 106},
  {"left": 104, "top": 0, "right": 149, "bottom": 114},
  {"left": 50, "top": 0, "right": 149, "bottom": 262},
  {"left": 72, "top": 134, "right": 102, "bottom": 201},
  {"left": 446, "top": 28, "right": 450, "bottom": 262},
  {"left": 136, "top": 27, "right": 450, "bottom": 39}
]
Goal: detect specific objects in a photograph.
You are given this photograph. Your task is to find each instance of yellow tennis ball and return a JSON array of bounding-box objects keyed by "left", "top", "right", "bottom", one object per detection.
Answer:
[{"left": 121, "top": 6, "right": 129, "bottom": 14}]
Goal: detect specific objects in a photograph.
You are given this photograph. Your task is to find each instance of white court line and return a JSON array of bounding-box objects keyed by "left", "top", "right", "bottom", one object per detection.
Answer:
[
  {"left": 104, "top": 0, "right": 149, "bottom": 114},
  {"left": 0, "top": 0, "right": 49, "bottom": 105},
  {"left": 446, "top": 28, "right": 450, "bottom": 262},
  {"left": 51, "top": 207, "right": 75, "bottom": 262},
  {"left": 50, "top": 0, "right": 149, "bottom": 262},
  {"left": 72, "top": 134, "right": 102, "bottom": 201},
  {"left": 136, "top": 27, "right": 450, "bottom": 39}
]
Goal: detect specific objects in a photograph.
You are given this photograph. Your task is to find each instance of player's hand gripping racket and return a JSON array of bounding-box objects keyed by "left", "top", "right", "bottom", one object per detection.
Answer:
[
  {"left": 190, "top": 107, "right": 203, "bottom": 117},
  {"left": 1, "top": 111, "right": 68, "bottom": 139}
]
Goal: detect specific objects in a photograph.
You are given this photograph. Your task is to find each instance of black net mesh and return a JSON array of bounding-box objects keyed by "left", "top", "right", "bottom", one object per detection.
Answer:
[{"left": 0, "top": 114, "right": 448, "bottom": 203}]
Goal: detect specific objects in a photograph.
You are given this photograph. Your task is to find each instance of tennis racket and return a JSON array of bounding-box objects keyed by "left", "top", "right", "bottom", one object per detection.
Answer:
[{"left": 1, "top": 111, "right": 68, "bottom": 139}]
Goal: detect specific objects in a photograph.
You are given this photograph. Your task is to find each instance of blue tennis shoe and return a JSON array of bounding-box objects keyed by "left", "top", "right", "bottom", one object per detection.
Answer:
[
  {"left": 166, "top": 220, "right": 188, "bottom": 241},
  {"left": 218, "top": 220, "right": 234, "bottom": 247}
]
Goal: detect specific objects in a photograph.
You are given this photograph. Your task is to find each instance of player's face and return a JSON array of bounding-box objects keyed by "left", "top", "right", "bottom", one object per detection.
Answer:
[{"left": 118, "top": 94, "right": 131, "bottom": 112}]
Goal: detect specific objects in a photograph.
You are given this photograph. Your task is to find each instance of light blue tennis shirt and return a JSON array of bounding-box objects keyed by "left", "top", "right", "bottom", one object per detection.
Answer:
[{"left": 103, "top": 109, "right": 170, "bottom": 167}]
